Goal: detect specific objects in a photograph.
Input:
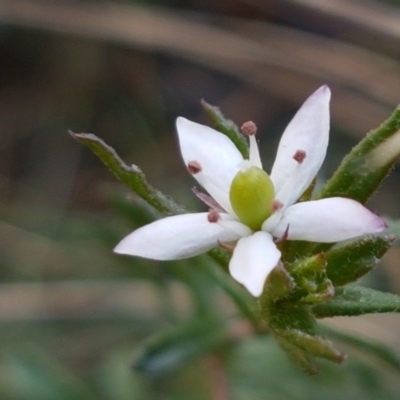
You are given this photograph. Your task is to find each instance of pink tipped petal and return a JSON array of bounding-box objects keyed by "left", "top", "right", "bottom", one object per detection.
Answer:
[
  {"left": 270, "top": 86, "right": 331, "bottom": 207},
  {"left": 229, "top": 231, "right": 281, "bottom": 297},
  {"left": 176, "top": 117, "right": 243, "bottom": 214},
  {"left": 114, "top": 213, "right": 250, "bottom": 260},
  {"left": 272, "top": 198, "right": 387, "bottom": 243}
]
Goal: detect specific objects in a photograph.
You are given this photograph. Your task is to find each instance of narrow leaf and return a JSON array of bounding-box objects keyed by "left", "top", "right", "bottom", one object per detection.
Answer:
[
  {"left": 325, "top": 235, "right": 395, "bottom": 286},
  {"left": 312, "top": 286, "right": 400, "bottom": 318},
  {"left": 274, "top": 329, "right": 345, "bottom": 363},
  {"left": 201, "top": 100, "right": 249, "bottom": 158},
  {"left": 317, "top": 105, "right": 400, "bottom": 203},
  {"left": 71, "top": 132, "right": 246, "bottom": 307},
  {"left": 134, "top": 317, "right": 228, "bottom": 376},
  {"left": 70, "top": 132, "right": 187, "bottom": 215}
]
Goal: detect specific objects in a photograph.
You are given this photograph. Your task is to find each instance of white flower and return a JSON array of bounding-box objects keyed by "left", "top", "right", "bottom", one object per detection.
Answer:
[{"left": 114, "top": 86, "right": 386, "bottom": 297}]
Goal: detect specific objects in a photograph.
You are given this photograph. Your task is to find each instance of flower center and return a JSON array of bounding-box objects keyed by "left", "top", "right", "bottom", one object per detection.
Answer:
[{"left": 229, "top": 166, "right": 275, "bottom": 230}]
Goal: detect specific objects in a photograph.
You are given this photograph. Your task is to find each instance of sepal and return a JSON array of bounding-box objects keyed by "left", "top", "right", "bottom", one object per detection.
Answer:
[
  {"left": 263, "top": 263, "right": 295, "bottom": 301},
  {"left": 288, "top": 254, "right": 334, "bottom": 304}
]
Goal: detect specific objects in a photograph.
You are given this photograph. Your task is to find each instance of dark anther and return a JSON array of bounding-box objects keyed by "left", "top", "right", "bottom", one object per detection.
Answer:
[
  {"left": 207, "top": 208, "right": 220, "bottom": 223},
  {"left": 272, "top": 199, "right": 283, "bottom": 212},
  {"left": 293, "top": 150, "right": 306, "bottom": 164},
  {"left": 240, "top": 121, "right": 257, "bottom": 136},
  {"left": 187, "top": 161, "right": 202, "bottom": 174}
]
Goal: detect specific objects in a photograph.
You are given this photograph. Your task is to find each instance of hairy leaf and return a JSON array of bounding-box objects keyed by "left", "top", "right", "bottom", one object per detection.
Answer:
[
  {"left": 317, "top": 105, "right": 400, "bottom": 203},
  {"left": 70, "top": 132, "right": 187, "bottom": 215},
  {"left": 325, "top": 235, "right": 395, "bottom": 286},
  {"left": 313, "top": 286, "right": 400, "bottom": 318}
]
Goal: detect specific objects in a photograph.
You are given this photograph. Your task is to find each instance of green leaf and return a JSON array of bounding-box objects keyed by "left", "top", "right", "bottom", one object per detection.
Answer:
[
  {"left": 261, "top": 300, "right": 344, "bottom": 372},
  {"left": 261, "top": 300, "right": 320, "bottom": 374},
  {"left": 71, "top": 132, "right": 256, "bottom": 318},
  {"left": 133, "top": 317, "right": 229, "bottom": 376},
  {"left": 70, "top": 132, "right": 187, "bottom": 215},
  {"left": 230, "top": 335, "right": 400, "bottom": 399},
  {"left": 201, "top": 100, "right": 249, "bottom": 158},
  {"left": 312, "top": 286, "right": 400, "bottom": 318},
  {"left": 325, "top": 235, "right": 395, "bottom": 286},
  {"left": 317, "top": 105, "right": 400, "bottom": 203},
  {"left": 274, "top": 329, "right": 344, "bottom": 364},
  {"left": 289, "top": 253, "right": 327, "bottom": 277}
]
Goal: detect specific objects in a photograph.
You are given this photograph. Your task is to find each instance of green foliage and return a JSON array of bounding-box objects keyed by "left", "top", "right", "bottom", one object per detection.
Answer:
[
  {"left": 229, "top": 336, "right": 400, "bottom": 400},
  {"left": 2, "top": 0, "right": 400, "bottom": 395},
  {"left": 70, "top": 95, "right": 400, "bottom": 378},
  {"left": 325, "top": 235, "right": 395, "bottom": 286},
  {"left": 259, "top": 296, "right": 344, "bottom": 374},
  {"left": 313, "top": 286, "right": 400, "bottom": 318},
  {"left": 70, "top": 132, "right": 187, "bottom": 216},
  {"left": 317, "top": 105, "right": 400, "bottom": 203}
]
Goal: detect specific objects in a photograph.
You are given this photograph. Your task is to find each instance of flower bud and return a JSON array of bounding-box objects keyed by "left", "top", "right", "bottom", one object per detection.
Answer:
[{"left": 229, "top": 166, "right": 275, "bottom": 230}]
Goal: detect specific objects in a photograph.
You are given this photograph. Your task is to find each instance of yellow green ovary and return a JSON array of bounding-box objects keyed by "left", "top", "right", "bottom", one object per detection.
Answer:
[{"left": 229, "top": 166, "right": 275, "bottom": 231}]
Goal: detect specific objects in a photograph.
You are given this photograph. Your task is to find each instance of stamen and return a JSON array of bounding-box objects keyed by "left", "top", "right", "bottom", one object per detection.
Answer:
[
  {"left": 192, "top": 187, "right": 224, "bottom": 211},
  {"left": 187, "top": 160, "right": 202, "bottom": 174},
  {"left": 218, "top": 241, "right": 235, "bottom": 252},
  {"left": 274, "top": 225, "right": 289, "bottom": 244},
  {"left": 293, "top": 150, "right": 306, "bottom": 164},
  {"left": 272, "top": 199, "right": 283, "bottom": 212},
  {"left": 207, "top": 208, "right": 220, "bottom": 223},
  {"left": 239, "top": 120, "right": 262, "bottom": 168},
  {"left": 241, "top": 121, "right": 257, "bottom": 136}
]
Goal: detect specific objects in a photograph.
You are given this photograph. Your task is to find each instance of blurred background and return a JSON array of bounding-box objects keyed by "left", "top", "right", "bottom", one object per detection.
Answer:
[{"left": 0, "top": 0, "right": 400, "bottom": 399}]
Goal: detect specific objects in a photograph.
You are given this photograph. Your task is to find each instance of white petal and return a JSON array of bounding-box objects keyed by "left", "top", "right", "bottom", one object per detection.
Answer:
[
  {"left": 261, "top": 210, "right": 283, "bottom": 232},
  {"left": 270, "top": 86, "right": 331, "bottom": 207},
  {"left": 114, "top": 213, "right": 250, "bottom": 260},
  {"left": 176, "top": 117, "right": 243, "bottom": 214},
  {"left": 249, "top": 135, "right": 262, "bottom": 169},
  {"left": 229, "top": 231, "right": 281, "bottom": 297},
  {"left": 272, "top": 198, "right": 387, "bottom": 242}
]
